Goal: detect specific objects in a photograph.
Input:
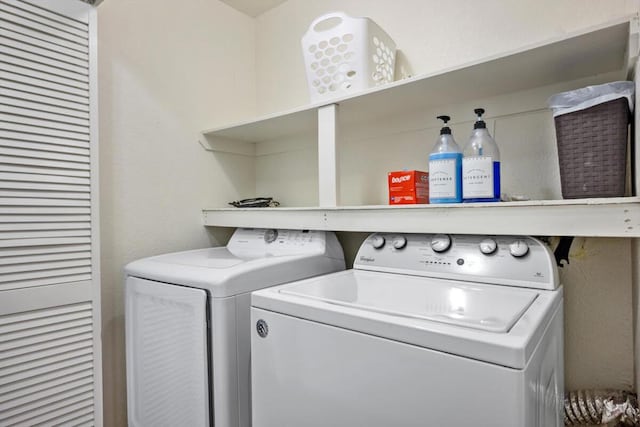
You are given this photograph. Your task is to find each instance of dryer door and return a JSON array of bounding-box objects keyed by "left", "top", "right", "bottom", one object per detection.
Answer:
[{"left": 125, "top": 277, "right": 210, "bottom": 427}]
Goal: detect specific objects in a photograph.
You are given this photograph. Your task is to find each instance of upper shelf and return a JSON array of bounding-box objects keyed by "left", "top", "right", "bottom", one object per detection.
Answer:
[
  {"left": 201, "top": 16, "right": 638, "bottom": 153},
  {"left": 203, "top": 197, "right": 640, "bottom": 238}
]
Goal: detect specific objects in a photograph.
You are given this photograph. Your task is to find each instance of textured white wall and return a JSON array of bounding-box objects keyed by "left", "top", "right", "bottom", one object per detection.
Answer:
[{"left": 98, "top": 1, "right": 256, "bottom": 425}]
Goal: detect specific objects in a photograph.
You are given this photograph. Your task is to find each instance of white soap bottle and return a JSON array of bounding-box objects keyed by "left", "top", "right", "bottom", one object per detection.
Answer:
[{"left": 428, "top": 115, "right": 462, "bottom": 203}]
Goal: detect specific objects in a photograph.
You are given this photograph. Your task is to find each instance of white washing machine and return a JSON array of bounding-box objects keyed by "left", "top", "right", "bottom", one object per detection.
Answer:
[
  {"left": 251, "top": 233, "right": 563, "bottom": 427},
  {"left": 124, "top": 228, "right": 345, "bottom": 427}
]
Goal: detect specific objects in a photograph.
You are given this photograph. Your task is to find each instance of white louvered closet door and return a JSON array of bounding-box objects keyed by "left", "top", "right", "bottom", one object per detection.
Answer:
[{"left": 0, "top": 0, "right": 101, "bottom": 426}]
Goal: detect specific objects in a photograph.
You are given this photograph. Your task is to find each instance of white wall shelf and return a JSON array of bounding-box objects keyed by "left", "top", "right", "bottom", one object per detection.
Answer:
[
  {"left": 202, "top": 16, "right": 640, "bottom": 238},
  {"left": 201, "top": 17, "right": 636, "bottom": 154},
  {"left": 203, "top": 197, "right": 640, "bottom": 237}
]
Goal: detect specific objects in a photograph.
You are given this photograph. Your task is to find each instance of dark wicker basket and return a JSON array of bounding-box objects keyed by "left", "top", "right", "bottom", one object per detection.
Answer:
[{"left": 553, "top": 97, "right": 629, "bottom": 199}]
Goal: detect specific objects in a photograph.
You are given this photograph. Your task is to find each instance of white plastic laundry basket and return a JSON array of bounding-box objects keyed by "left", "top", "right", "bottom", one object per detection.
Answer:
[{"left": 301, "top": 12, "right": 396, "bottom": 102}]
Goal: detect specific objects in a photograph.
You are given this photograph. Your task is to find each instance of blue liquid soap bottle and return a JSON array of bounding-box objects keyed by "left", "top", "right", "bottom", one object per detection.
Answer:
[
  {"left": 462, "top": 108, "right": 500, "bottom": 202},
  {"left": 428, "top": 115, "right": 462, "bottom": 203}
]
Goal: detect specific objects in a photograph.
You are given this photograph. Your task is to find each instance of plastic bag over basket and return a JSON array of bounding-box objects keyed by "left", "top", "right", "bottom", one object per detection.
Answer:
[
  {"left": 301, "top": 11, "right": 396, "bottom": 102},
  {"left": 547, "top": 81, "right": 634, "bottom": 117}
]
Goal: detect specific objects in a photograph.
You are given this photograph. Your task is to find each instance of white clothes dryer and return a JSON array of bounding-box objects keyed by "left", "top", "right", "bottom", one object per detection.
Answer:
[
  {"left": 124, "top": 228, "right": 345, "bottom": 427},
  {"left": 251, "top": 233, "right": 563, "bottom": 427}
]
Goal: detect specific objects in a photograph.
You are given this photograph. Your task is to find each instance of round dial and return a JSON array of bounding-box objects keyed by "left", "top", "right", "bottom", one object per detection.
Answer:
[
  {"left": 509, "top": 239, "right": 529, "bottom": 257},
  {"left": 371, "top": 234, "right": 386, "bottom": 249},
  {"left": 430, "top": 234, "right": 451, "bottom": 253},
  {"left": 392, "top": 236, "right": 407, "bottom": 250},
  {"left": 479, "top": 238, "right": 497, "bottom": 255},
  {"left": 264, "top": 229, "right": 278, "bottom": 243}
]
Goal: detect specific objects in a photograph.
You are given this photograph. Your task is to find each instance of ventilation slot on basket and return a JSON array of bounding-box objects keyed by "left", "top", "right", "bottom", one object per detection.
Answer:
[{"left": 371, "top": 36, "right": 394, "bottom": 84}]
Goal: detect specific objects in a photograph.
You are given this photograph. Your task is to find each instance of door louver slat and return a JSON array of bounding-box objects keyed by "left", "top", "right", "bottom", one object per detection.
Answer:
[
  {"left": 0, "top": 243, "right": 91, "bottom": 257},
  {"left": 1, "top": 258, "right": 91, "bottom": 274},
  {"left": 0, "top": 329, "right": 91, "bottom": 362},
  {"left": 0, "top": 266, "right": 92, "bottom": 285},
  {"left": 25, "top": 401, "right": 94, "bottom": 427},
  {"left": 0, "top": 215, "right": 90, "bottom": 224},
  {"left": 1, "top": 36, "right": 88, "bottom": 68},
  {"left": 0, "top": 19, "right": 89, "bottom": 54},
  {"left": 0, "top": 53, "right": 89, "bottom": 86},
  {"left": 0, "top": 208, "right": 91, "bottom": 216},
  {"left": 0, "top": 222, "right": 90, "bottom": 231},
  {"left": 0, "top": 197, "right": 90, "bottom": 206},
  {"left": 0, "top": 139, "right": 90, "bottom": 156},
  {"left": 0, "top": 359, "right": 92, "bottom": 395},
  {"left": 0, "top": 250, "right": 90, "bottom": 266},
  {"left": 0, "top": 79, "right": 88, "bottom": 105},
  {"left": 0, "top": 190, "right": 90, "bottom": 200},
  {"left": 0, "top": 44, "right": 88, "bottom": 77},
  {"left": 0, "top": 111, "right": 90, "bottom": 135},
  {"left": 0, "top": 164, "right": 90, "bottom": 178},
  {"left": 0, "top": 8, "right": 88, "bottom": 46},
  {"left": 4, "top": 0, "right": 88, "bottom": 32},
  {"left": 0, "top": 171, "right": 90, "bottom": 185},
  {"left": 0, "top": 96, "right": 90, "bottom": 121},
  {"left": 0, "top": 370, "right": 92, "bottom": 403},
  {"left": 0, "top": 70, "right": 89, "bottom": 99},
  {"left": 0, "top": 130, "right": 90, "bottom": 149},
  {"left": 0, "top": 273, "right": 92, "bottom": 291},
  {"left": 1, "top": 340, "right": 93, "bottom": 370},
  {"left": 0, "top": 155, "right": 90, "bottom": 171},
  {"left": 46, "top": 409, "right": 95, "bottom": 427},
  {"left": 0, "top": 121, "right": 89, "bottom": 142},
  {"left": 0, "top": 27, "right": 88, "bottom": 61},
  {"left": 0, "top": 375, "right": 93, "bottom": 414},
  {"left": 1, "top": 104, "right": 90, "bottom": 127},
  {"left": 0, "top": 235, "right": 91, "bottom": 248},
  {"left": 1, "top": 393, "right": 94, "bottom": 426}
]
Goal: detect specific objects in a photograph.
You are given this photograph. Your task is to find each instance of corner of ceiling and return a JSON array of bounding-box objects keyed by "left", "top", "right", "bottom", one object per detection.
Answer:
[{"left": 219, "top": 0, "right": 288, "bottom": 18}]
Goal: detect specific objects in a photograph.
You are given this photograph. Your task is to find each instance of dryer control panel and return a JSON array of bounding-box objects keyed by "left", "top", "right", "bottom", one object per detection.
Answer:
[
  {"left": 227, "top": 228, "right": 343, "bottom": 259},
  {"left": 355, "top": 233, "right": 558, "bottom": 290}
]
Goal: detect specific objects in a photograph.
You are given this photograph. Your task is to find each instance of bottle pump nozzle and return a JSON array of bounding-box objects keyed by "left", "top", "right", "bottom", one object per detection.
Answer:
[
  {"left": 473, "top": 108, "right": 486, "bottom": 129},
  {"left": 437, "top": 115, "right": 452, "bottom": 135}
]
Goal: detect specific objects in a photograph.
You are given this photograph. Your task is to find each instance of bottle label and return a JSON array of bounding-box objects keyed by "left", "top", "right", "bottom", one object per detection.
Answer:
[
  {"left": 429, "top": 158, "right": 457, "bottom": 198},
  {"left": 462, "top": 156, "right": 494, "bottom": 198}
]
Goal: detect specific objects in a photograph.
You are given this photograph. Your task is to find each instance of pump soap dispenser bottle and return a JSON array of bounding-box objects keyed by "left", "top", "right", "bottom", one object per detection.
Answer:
[
  {"left": 462, "top": 108, "right": 500, "bottom": 202},
  {"left": 428, "top": 115, "right": 462, "bottom": 203}
]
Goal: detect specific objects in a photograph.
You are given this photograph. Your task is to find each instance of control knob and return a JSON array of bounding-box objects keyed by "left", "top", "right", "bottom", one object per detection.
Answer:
[
  {"left": 430, "top": 234, "right": 451, "bottom": 253},
  {"left": 371, "top": 235, "right": 386, "bottom": 249},
  {"left": 264, "top": 229, "right": 278, "bottom": 243},
  {"left": 509, "top": 239, "right": 529, "bottom": 257},
  {"left": 392, "top": 236, "right": 407, "bottom": 250},
  {"left": 479, "top": 238, "right": 497, "bottom": 255}
]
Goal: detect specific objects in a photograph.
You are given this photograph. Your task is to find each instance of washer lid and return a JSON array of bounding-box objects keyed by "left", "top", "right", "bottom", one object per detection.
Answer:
[
  {"left": 280, "top": 271, "right": 538, "bottom": 333},
  {"left": 252, "top": 270, "right": 563, "bottom": 368}
]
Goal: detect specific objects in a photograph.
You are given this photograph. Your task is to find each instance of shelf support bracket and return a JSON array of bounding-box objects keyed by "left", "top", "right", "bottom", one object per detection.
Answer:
[
  {"left": 318, "top": 104, "right": 338, "bottom": 207},
  {"left": 198, "top": 134, "right": 256, "bottom": 156}
]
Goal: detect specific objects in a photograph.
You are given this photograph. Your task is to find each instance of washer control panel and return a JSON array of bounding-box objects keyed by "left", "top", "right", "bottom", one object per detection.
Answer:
[{"left": 354, "top": 233, "right": 558, "bottom": 290}]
